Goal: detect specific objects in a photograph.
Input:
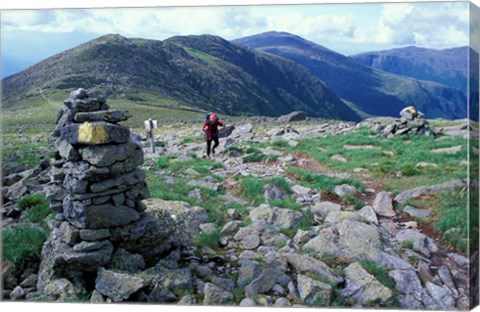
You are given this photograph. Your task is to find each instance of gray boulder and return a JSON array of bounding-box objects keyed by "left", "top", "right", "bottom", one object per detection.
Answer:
[
  {"left": 372, "top": 191, "right": 395, "bottom": 217},
  {"left": 356, "top": 206, "right": 379, "bottom": 224},
  {"left": 60, "top": 122, "right": 130, "bottom": 145},
  {"left": 112, "top": 199, "right": 207, "bottom": 261},
  {"left": 240, "top": 298, "right": 257, "bottom": 306},
  {"left": 109, "top": 248, "right": 146, "bottom": 273},
  {"left": 249, "top": 204, "right": 303, "bottom": 230},
  {"left": 302, "top": 227, "right": 341, "bottom": 257},
  {"left": 333, "top": 184, "right": 358, "bottom": 198},
  {"left": 425, "top": 282, "right": 456, "bottom": 309},
  {"left": 389, "top": 269, "right": 438, "bottom": 309},
  {"left": 296, "top": 274, "right": 331, "bottom": 305},
  {"left": 237, "top": 260, "right": 261, "bottom": 286},
  {"left": 284, "top": 254, "right": 343, "bottom": 285},
  {"left": 277, "top": 111, "right": 306, "bottom": 123},
  {"left": 263, "top": 184, "right": 288, "bottom": 202},
  {"left": 203, "top": 283, "right": 233, "bottom": 305},
  {"left": 341, "top": 262, "right": 393, "bottom": 305},
  {"left": 396, "top": 229, "right": 439, "bottom": 257},
  {"left": 74, "top": 109, "right": 131, "bottom": 123},
  {"left": 218, "top": 125, "right": 235, "bottom": 138},
  {"left": 312, "top": 201, "right": 342, "bottom": 222},
  {"left": 394, "top": 179, "right": 466, "bottom": 203},
  {"left": 337, "top": 220, "right": 382, "bottom": 261},
  {"left": 95, "top": 268, "right": 145, "bottom": 302},
  {"left": 403, "top": 205, "right": 431, "bottom": 219},
  {"left": 245, "top": 267, "right": 291, "bottom": 297}
]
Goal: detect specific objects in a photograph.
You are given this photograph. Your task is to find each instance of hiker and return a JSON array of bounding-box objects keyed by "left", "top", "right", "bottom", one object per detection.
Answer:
[{"left": 203, "top": 112, "right": 225, "bottom": 158}]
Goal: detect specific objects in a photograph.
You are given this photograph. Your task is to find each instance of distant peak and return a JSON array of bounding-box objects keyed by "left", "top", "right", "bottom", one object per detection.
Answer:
[{"left": 94, "top": 33, "right": 132, "bottom": 44}]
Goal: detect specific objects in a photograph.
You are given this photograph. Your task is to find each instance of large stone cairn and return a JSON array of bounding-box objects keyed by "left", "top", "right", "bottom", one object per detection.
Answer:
[
  {"left": 383, "top": 109, "right": 434, "bottom": 137},
  {"left": 38, "top": 88, "right": 171, "bottom": 293}
]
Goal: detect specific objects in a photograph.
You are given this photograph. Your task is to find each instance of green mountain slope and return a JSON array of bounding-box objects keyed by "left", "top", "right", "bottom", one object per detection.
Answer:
[
  {"left": 2, "top": 34, "right": 360, "bottom": 121},
  {"left": 235, "top": 32, "right": 467, "bottom": 119}
]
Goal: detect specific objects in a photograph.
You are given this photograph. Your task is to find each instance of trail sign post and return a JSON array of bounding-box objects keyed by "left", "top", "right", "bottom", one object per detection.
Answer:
[{"left": 144, "top": 118, "right": 158, "bottom": 153}]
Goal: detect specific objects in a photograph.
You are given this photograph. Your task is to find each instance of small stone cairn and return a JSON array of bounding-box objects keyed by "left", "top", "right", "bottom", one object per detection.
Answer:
[
  {"left": 38, "top": 88, "right": 156, "bottom": 292},
  {"left": 382, "top": 108, "right": 435, "bottom": 137}
]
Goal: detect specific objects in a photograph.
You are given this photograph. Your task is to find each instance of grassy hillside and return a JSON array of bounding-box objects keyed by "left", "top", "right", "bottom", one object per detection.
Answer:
[{"left": 2, "top": 33, "right": 360, "bottom": 121}]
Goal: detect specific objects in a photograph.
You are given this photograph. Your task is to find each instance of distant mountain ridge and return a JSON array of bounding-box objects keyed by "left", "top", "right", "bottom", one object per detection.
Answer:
[
  {"left": 1, "top": 33, "right": 360, "bottom": 121},
  {"left": 350, "top": 46, "right": 469, "bottom": 94},
  {"left": 235, "top": 31, "right": 468, "bottom": 119}
]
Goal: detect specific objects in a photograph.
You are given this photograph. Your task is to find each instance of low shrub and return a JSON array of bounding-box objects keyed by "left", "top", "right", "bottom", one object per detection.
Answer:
[{"left": 3, "top": 225, "right": 48, "bottom": 271}]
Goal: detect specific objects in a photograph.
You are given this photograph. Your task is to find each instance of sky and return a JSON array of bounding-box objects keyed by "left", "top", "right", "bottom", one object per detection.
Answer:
[{"left": 0, "top": 0, "right": 478, "bottom": 78}]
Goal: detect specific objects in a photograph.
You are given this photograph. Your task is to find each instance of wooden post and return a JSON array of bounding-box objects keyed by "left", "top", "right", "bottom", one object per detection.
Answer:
[{"left": 144, "top": 118, "right": 158, "bottom": 153}]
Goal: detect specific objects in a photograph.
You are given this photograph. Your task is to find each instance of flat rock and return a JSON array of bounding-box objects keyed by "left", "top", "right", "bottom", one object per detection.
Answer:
[
  {"left": 331, "top": 154, "right": 348, "bottom": 162},
  {"left": 431, "top": 145, "right": 463, "bottom": 154},
  {"left": 95, "top": 268, "right": 145, "bottom": 302},
  {"left": 415, "top": 162, "right": 438, "bottom": 169},
  {"left": 394, "top": 179, "right": 466, "bottom": 203},
  {"left": 74, "top": 110, "right": 131, "bottom": 123},
  {"left": 291, "top": 184, "right": 312, "bottom": 196},
  {"left": 61, "top": 122, "right": 130, "bottom": 145},
  {"left": 403, "top": 206, "right": 431, "bottom": 219},
  {"left": 277, "top": 111, "right": 306, "bottom": 123},
  {"left": 343, "top": 144, "right": 379, "bottom": 150},
  {"left": 332, "top": 184, "right": 358, "bottom": 197}
]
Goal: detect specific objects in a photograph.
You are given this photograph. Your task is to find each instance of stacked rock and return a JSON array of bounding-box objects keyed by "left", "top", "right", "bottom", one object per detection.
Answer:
[
  {"left": 38, "top": 88, "right": 154, "bottom": 291},
  {"left": 383, "top": 109, "right": 435, "bottom": 137}
]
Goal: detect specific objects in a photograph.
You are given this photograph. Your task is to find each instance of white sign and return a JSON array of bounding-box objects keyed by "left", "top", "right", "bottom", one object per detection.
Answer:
[{"left": 144, "top": 119, "right": 158, "bottom": 130}]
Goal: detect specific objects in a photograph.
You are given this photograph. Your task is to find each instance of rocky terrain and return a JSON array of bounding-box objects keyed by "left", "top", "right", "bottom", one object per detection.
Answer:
[{"left": 1, "top": 96, "right": 477, "bottom": 310}]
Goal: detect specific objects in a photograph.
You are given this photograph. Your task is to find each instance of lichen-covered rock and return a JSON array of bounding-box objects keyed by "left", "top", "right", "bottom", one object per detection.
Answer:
[
  {"left": 355, "top": 205, "right": 378, "bottom": 224},
  {"left": 43, "top": 278, "right": 85, "bottom": 299},
  {"left": 312, "top": 201, "right": 342, "bottom": 222},
  {"left": 203, "top": 283, "right": 233, "bottom": 305},
  {"left": 337, "top": 220, "right": 382, "bottom": 261},
  {"left": 74, "top": 109, "right": 131, "bottom": 123},
  {"left": 389, "top": 269, "right": 438, "bottom": 309},
  {"left": 249, "top": 204, "right": 303, "bottom": 230},
  {"left": 341, "top": 262, "right": 393, "bottom": 305},
  {"left": 109, "top": 248, "right": 146, "bottom": 273},
  {"left": 244, "top": 267, "right": 291, "bottom": 297},
  {"left": 302, "top": 227, "right": 341, "bottom": 257},
  {"left": 284, "top": 254, "right": 343, "bottom": 285},
  {"left": 95, "top": 268, "right": 145, "bottom": 302},
  {"left": 396, "top": 229, "right": 439, "bottom": 258},
  {"left": 296, "top": 274, "right": 331, "bottom": 305}
]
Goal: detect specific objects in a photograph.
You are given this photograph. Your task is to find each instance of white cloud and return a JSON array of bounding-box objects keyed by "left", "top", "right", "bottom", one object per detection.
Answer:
[
  {"left": 364, "top": 2, "right": 469, "bottom": 48},
  {"left": 0, "top": 2, "right": 471, "bottom": 51}
]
